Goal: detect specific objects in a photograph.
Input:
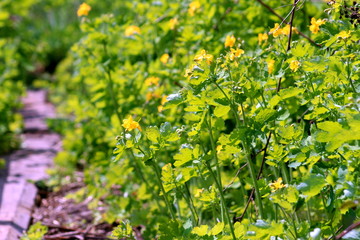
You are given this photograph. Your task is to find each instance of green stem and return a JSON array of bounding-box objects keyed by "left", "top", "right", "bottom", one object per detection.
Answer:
[
  {"left": 215, "top": 81, "right": 264, "bottom": 219},
  {"left": 180, "top": 183, "right": 199, "bottom": 225},
  {"left": 321, "top": 192, "right": 336, "bottom": 239},
  {"left": 207, "top": 111, "right": 223, "bottom": 189},
  {"left": 278, "top": 206, "right": 297, "bottom": 240},
  {"left": 213, "top": 81, "right": 240, "bottom": 127},
  {"left": 152, "top": 159, "right": 176, "bottom": 220},
  {"left": 239, "top": 102, "right": 247, "bottom": 126},
  {"left": 185, "top": 183, "right": 199, "bottom": 225},
  {"left": 291, "top": 212, "right": 299, "bottom": 239},
  {"left": 206, "top": 111, "right": 225, "bottom": 223},
  {"left": 306, "top": 201, "right": 312, "bottom": 226},
  {"left": 281, "top": 162, "right": 290, "bottom": 185},
  {"left": 205, "top": 161, "right": 236, "bottom": 240},
  {"left": 245, "top": 151, "right": 265, "bottom": 219}
]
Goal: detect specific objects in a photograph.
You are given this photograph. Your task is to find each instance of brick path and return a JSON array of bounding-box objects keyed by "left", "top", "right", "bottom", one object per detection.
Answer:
[{"left": 0, "top": 90, "right": 61, "bottom": 239}]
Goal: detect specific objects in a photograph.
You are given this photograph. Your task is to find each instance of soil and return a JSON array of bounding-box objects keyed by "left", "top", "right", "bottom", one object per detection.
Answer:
[{"left": 31, "top": 174, "right": 115, "bottom": 240}]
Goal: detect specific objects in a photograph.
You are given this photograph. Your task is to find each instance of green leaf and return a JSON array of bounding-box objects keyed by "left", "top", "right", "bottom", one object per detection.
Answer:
[
  {"left": 163, "top": 93, "right": 184, "bottom": 110},
  {"left": 176, "top": 167, "right": 198, "bottom": 184},
  {"left": 214, "top": 104, "right": 231, "bottom": 118},
  {"left": 192, "top": 225, "right": 208, "bottom": 236},
  {"left": 279, "top": 87, "right": 304, "bottom": 100},
  {"left": 146, "top": 126, "right": 160, "bottom": 143},
  {"left": 255, "top": 108, "right": 277, "bottom": 123},
  {"left": 297, "top": 174, "right": 326, "bottom": 198},
  {"left": 248, "top": 220, "right": 283, "bottom": 238},
  {"left": 210, "top": 222, "right": 224, "bottom": 235},
  {"left": 161, "top": 163, "right": 176, "bottom": 192},
  {"left": 317, "top": 118, "right": 360, "bottom": 151},
  {"left": 160, "top": 122, "right": 180, "bottom": 142},
  {"left": 234, "top": 222, "right": 245, "bottom": 238},
  {"left": 174, "top": 147, "right": 193, "bottom": 166}
]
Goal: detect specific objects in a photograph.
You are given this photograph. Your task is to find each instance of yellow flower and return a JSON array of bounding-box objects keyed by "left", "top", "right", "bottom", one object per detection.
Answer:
[
  {"left": 157, "top": 105, "right": 164, "bottom": 112},
  {"left": 337, "top": 30, "right": 351, "bottom": 39},
  {"left": 282, "top": 24, "right": 298, "bottom": 35},
  {"left": 270, "top": 23, "right": 283, "bottom": 38},
  {"left": 269, "top": 177, "right": 286, "bottom": 192},
  {"left": 224, "top": 35, "right": 236, "bottom": 48},
  {"left": 146, "top": 92, "right": 153, "bottom": 101},
  {"left": 160, "top": 53, "right": 169, "bottom": 64},
  {"left": 216, "top": 145, "right": 223, "bottom": 154},
  {"left": 267, "top": 59, "right": 275, "bottom": 74},
  {"left": 125, "top": 25, "right": 141, "bottom": 37},
  {"left": 232, "top": 48, "right": 244, "bottom": 57},
  {"left": 194, "top": 188, "right": 204, "bottom": 198},
  {"left": 145, "top": 77, "right": 160, "bottom": 86},
  {"left": 161, "top": 95, "right": 168, "bottom": 105},
  {"left": 229, "top": 48, "right": 244, "bottom": 61},
  {"left": 169, "top": 18, "right": 179, "bottom": 30},
  {"left": 194, "top": 49, "right": 213, "bottom": 65},
  {"left": 122, "top": 116, "right": 142, "bottom": 131},
  {"left": 77, "top": 3, "right": 91, "bottom": 17},
  {"left": 188, "top": 1, "right": 201, "bottom": 16},
  {"left": 158, "top": 95, "right": 168, "bottom": 112},
  {"left": 258, "top": 33, "right": 268, "bottom": 45},
  {"left": 289, "top": 60, "right": 301, "bottom": 72},
  {"left": 309, "top": 18, "right": 326, "bottom": 34}
]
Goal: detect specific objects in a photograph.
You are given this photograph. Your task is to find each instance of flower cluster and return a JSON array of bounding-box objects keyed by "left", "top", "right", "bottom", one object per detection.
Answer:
[
  {"left": 228, "top": 48, "right": 244, "bottom": 61},
  {"left": 194, "top": 49, "right": 213, "bottom": 65},
  {"left": 188, "top": 1, "right": 201, "bottom": 16},
  {"left": 309, "top": 18, "right": 326, "bottom": 34},
  {"left": 269, "top": 178, "right": 286, "bottom": 192},
  {"left": 122, "top": 116, "right": 141, "bottom": 131},
  {"left": 146, "top": 91, "right": 162, "bottom": 101},
  {"left": 157, "top": 95, "right": 168, "bottom": 112},
  {"left": 77, "top": 3, "right": 91, "bottom": 17},
  {"left": 337, "top": 30, "right": 351, "bottom": 39},
  {"left": 267, "top": 59, "right": 275, "bottom": 74},
  {"left": 145, "top": 77, "right": 160, "bottom": 86},
  {"left": 258, "top": 33, "right": 268, "bottom": 45},
  {"left": 125, "top": 26, "right": 141, "bottom": 37},
  {"left": 270, "top": 23, "right": 297, "bottom": 37},
  {"left": 224, "top": 35, "right": 236, "bottom": 48},
  {"left": 289, "top": 60, "right": 301, "bottom": 72},
  {"left": 169, "top": 18, "right": 179, "bottom": 30},
  {"left": 160, "top": 54, "right": 169, "bottom": 64}
]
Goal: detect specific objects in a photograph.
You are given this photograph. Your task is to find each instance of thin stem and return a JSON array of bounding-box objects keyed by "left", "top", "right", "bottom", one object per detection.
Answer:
[
  {"left": 291, "top": 212, "right": 299, "bottom": 239},
  {"left": 204, "top": 161, "right": 237, "bottom": 240},
  {"left": 239, "top": 102, "right": 247, "bottom": 126},
  {"left": 287, "top": 0, "right": 299, "bottom": 51},
  {"left": 206, "top": 110, "right": 225, "bottom": 222},
  {"left": 103, "top": 43, "right": 124, "bottom": 132},
  {"left": 321, "top": 192, "right": 336, "bottom": 239},
  {"left": 245, "top": 152, "right": 265, "bottom": 219},
  {"left": 281, "top": 162, "right": 290, "bottom": 184},
  {"left": 306, "top": 201, "right": 312, "bottom": 226},
  {"left": 214, "top": 80, "right": 240, "bottom": 127},
  {"left": 103, "top": 44, "right": 163, "bottom": 213},
  {"left": 255, "top": 0, "right": 320, "bottom": 47},
  {"left": 152, "top": 160, "right": 176, "bottom": 220},
  {"left": 185, "top": 182, "right": 199, "bottom": 225},
  {"left": 335, "top": 221, "right": 360, "bottom": 239},
  {"left": 207, "top": 110, "right": 223, "bottom": 190},
  {"left": 278, "top": 206, "right": 297, "bottom": 239},
  {"left": 236, "top": 132, "right": 271, "bottom": 221}
]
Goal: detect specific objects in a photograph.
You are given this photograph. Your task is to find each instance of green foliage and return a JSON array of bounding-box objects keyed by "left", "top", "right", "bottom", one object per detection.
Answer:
[
  {"left": 11, "top": 0, "right": 360, "bottom": 239},
  {"left": 21, "top": 222, "right": 48, "bottom": 240}
]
